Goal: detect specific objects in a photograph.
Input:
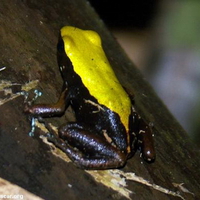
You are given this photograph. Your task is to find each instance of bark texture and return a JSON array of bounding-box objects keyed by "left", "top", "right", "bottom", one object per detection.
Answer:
[{"left": 0, "top": 1, "right": 199, "bottom": 200}]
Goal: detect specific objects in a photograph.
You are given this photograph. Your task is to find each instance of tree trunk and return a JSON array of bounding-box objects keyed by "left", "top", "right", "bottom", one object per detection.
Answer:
[{"left": 0, "top": 1, "right": 199, "bottom": 200}]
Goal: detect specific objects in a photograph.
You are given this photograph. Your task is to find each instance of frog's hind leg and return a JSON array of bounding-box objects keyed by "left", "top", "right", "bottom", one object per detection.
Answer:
[
  {"left": 137, "top": 119, "right": 156, "bottom": 162},
  {"left": 131, "top": 111, "right": 156, "bottom": 162},
  {"left": 52, "top": 123, "right": 127, "bottom": 169}
]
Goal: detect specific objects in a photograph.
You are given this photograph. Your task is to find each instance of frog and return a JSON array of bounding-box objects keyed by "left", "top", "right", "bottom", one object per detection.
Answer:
[{"left": 24, "top": 26, "right": 155, "bottom": 169}]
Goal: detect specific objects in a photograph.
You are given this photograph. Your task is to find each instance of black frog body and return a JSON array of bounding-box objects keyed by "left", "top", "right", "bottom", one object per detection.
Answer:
[{"left": 25, "top": 26, "right": 155, "bottom": 169}]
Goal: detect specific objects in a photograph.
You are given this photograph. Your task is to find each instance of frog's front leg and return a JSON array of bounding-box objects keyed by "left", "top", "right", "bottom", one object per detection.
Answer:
[
  {"left": 53, "top": 123, "right": 127, "bottom": 169},
  {"left": 24, "top": 87, "right": 70, "bottom": 117}
]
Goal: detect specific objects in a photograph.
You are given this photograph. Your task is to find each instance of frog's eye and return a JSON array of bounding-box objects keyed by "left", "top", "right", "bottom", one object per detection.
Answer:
[
  {"left": 84, "top": 30, "right": 101, "bottom": 47},
  {"left": 57, "top": 39, "right": 64, "bottom": 53}
]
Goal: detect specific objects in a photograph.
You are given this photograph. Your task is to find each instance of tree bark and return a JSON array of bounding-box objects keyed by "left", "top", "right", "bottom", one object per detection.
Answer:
[{"left": 0, "top": 1, "right": 199, "bottom": 200}]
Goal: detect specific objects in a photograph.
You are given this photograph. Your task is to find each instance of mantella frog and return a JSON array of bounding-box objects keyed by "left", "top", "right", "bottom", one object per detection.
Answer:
[{"left": 25, "top": 26, "right": 155, "bottom": 169}]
